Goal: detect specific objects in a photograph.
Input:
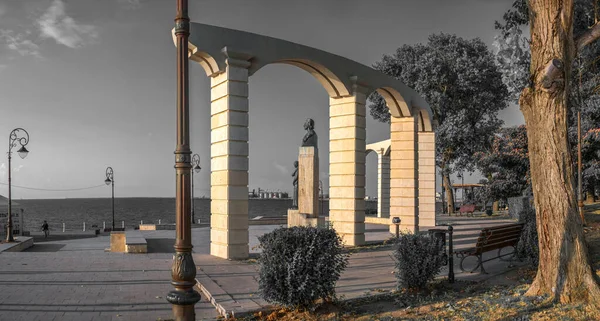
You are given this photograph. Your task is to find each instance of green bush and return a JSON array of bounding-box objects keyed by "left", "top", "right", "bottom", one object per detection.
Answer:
[
  {"left": 394, "top": 233, "right": 445, "bottom": 291},
  {"left": 516, "top": 206, "right": 539, "bottom": 266},
  {"left": 257, "top": 226, "right": 349, "bottom": 308}
]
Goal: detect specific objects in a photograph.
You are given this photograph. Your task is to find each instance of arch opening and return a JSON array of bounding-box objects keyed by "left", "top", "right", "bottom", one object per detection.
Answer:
[
  {"left": 374, "top": 87, "right": 411, "bottom": 118},
  {"left": 273, "top": 59, "right": 350, "bottom": 98}
]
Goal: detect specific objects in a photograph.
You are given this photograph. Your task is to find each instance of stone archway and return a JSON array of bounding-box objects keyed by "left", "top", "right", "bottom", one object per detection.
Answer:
[
  {"left": 366, "top": 140, "right": 391, "bottom": 219},
  {"left": 174, "top": 23, "right": 435, "bottom": 259}
]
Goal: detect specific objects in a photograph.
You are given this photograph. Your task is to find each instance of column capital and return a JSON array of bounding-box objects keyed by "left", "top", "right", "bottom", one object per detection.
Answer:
[
  {"left": 349, "top": 76, "right": 372, "bottom": 96},
  {"left": 221, "top": 47, "right": 252, "bottom": 68}
]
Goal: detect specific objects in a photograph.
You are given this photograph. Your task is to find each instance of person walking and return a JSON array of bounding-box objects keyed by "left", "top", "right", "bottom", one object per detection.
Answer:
[{"left": 41, "top": 220, "right": 49, "bottom": 238}]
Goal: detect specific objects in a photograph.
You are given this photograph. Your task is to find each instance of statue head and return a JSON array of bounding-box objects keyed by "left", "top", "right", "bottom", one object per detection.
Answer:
[
  {"left": 294, "top": 161, "right": 298, "bottom": 167},
  {"left": 303, "top": 118, "right": 314, "bottom": 131}
]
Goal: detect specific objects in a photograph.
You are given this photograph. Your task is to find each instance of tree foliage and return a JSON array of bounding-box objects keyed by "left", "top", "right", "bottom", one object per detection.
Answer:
[
  {"left": 475, "top": 125, "right": 531, "bottom": 203},
  {"left": 496, "top": 0, "right": 600, "bottom": 199},
  {"left": 369, "top": 33, "right": 508, "bottom": 174}
]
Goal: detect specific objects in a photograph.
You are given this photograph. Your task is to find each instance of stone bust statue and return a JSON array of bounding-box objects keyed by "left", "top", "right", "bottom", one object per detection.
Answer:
[{"left": 301, "top": 118, "right": 318, "bottom": 148}]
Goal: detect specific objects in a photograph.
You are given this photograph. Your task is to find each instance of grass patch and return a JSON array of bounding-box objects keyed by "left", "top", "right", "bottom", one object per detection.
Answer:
[{"left": 229, "top": 204, "right": 600, "bottom": 321}]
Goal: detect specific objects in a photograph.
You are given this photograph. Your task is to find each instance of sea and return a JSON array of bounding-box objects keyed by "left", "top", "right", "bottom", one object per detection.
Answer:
[{"left": 6, "top": 198, "right": 377, "bottom": 233}]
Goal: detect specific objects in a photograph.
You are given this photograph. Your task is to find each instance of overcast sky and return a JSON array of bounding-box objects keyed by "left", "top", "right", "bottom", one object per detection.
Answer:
[{"left": 0, "top": 0, "right": 523, "bottom": 199}]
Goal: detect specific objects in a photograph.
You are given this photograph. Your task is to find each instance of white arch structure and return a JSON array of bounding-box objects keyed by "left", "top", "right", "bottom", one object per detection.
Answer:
[
  {"left": 174, "top": 23, "right": 436, "bottom": 259},
  {"left": 366, "top": 139, "right": 436, "bottom": 228}
]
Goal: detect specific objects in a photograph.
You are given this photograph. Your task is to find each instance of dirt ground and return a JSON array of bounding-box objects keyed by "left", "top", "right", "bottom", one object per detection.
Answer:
[{"left": 236, "top": 205, "right": 600, "bottom": 321}]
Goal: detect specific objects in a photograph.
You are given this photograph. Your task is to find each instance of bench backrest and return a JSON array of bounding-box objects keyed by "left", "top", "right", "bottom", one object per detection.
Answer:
[
  {"left": 459, "top": 204, "right": 476, "bottom": 212},
  {"left": 474, "top": 223, "right": 524, "bottom": 254}
]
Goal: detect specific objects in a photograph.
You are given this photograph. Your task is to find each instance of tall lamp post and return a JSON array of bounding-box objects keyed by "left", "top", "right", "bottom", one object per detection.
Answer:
[
  {"left": 191, "top": 154, "right": 201, "bottom": 225},
  {"left": 577, "top": 61, "right": 586, "bottom": 225},
  {"left": 105, "top": 167, "right": 115, "bottom": 230},
  {"left": 167, "top": 0, "right": 201, "bottom": 319},
  {"left": 6, "top": 128, "right": 30, "bottom": 242}
]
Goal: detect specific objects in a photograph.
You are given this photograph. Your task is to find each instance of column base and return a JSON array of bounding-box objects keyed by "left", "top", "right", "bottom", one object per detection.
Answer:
[
  {"left": 210, "top": 242, "right": 249, "bottom": 259},
  {"left": 340, "top": 233, "right": 365, "bottom": 246}
]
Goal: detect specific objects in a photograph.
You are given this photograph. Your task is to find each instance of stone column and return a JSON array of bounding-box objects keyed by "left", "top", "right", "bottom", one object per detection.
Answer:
[
  {"left": 390, "top": 116, "right": 418, "bottom": 232},
  {"left": 329, "top": 89, "right": 366, "bottom": 246},
  {"left": 377, "top": 151, "right": 390, "bottom": 218},
  {"left": 209, "top": 51, "right": 251, "bottom": 259},
  {"left": 418, "top": 132, "right": 436, "bottom": 228}
]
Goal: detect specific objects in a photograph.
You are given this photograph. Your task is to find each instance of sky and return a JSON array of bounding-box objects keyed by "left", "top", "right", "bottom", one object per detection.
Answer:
[{"left": 0, "top": 0, "right": 523, "bottom": 200}]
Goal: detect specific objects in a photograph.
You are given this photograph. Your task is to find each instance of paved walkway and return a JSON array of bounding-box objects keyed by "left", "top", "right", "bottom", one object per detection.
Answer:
[
  {"left": 0, "top": 236, "right": 218, "bottom": 321},
  {"left": 0, "top": 217, "right": 521, "bottom": 320},
  {"left": 188, "top": 218, "right": 525, "bottom": 318}
]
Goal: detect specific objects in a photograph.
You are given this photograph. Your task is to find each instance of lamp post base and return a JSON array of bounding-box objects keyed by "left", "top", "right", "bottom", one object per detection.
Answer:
[{"left": 167, "top": 290, "right": 201, "bottom": 321}]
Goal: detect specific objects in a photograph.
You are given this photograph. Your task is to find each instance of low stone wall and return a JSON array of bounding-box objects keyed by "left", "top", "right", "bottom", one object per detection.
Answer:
[
  {"left": 0, "top": 237, "right": 34, "bottom": 252},
  {"left": 110, "top": 231, "right": 147, "bottom": 253},
  {"left": 139, "top": 224, "right": 176, "bottom": 231},
  {"left": 125, "top": 230, "right": 147, "bottom": 254},
  {"left": 110, "top": 231, "right": 125, "bottom": 252}
]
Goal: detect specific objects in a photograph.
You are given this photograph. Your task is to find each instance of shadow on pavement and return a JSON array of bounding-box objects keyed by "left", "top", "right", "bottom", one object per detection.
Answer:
[
  {"left": 23, "top": 243, "right": 66, "bottom": 252},
  {"left": 147, "top": 238, "right": 175, "bottom": 253}
]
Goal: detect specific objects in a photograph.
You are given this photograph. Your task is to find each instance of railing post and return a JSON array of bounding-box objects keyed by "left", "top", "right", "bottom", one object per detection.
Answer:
[
  {"left": 62, "top": 223, "right": 65, "bottom": 233},
  {"left": 83, "top": 222, "right": 86, "bottom": 232},
  {"left": 448, "top": 225, "right": 454, "bottom": 283}
]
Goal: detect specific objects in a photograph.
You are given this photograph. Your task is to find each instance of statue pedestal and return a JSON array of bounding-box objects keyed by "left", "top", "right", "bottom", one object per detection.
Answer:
[
  {"left": 287, "top": 209, "right": 324, "bottom": 228},
  {"left": 298, "top": 146, "right": 319, "bottom": 216},
  {"left": 288, "top": 146, "right": 321, "bottom": 228}
]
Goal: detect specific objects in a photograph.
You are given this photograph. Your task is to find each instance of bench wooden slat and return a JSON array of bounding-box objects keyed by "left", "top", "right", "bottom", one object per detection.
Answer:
[{"left": 456, "top": 222, "right": 525, "bottom": 262}]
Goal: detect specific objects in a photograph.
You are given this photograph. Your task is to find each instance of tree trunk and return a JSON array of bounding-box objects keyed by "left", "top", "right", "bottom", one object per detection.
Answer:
[
  {"left": 442, "top": 166, "right": 454, "bottom": 215},
  {"left": 586, "top": 188, "right": 595, "bottom": 204},
  {"left": 521, "top": 0, "right": 600, "bottom": 304},
  {"left": 493, "top": 201, "right": 499, "bottom": 212},
  {"left": 585, "top": 177, "right": 596, "bottom": 204}
]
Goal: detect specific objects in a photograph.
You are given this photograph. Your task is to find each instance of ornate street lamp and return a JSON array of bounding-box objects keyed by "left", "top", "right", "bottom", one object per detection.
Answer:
[
  {"left": 167, "top": 0, "right": 201, "bottom": 319},
  {"left": 105, "top": 167, "right": 115, "bottom": 230},
  {"left": 6, "top": 128, "right": 29, "bottom": 242},
  {"left": 191, "top": 154, "right": 201, "bottom": 225}
]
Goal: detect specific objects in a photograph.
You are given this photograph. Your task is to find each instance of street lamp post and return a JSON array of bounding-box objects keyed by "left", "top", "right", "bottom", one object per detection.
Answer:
[
  {"left": 6, "top": 128, "right": 30, "bottom": 242},
  {"left": 577, "top": 63, "right": 586, "bottom": 225},
  {"left": 191, "top": 154, "right": 201, "bottom": 225},
  {"left": 105, "top": 167, "right": 115, "bottom": 230},
  {"left": 167, "top": 0, "right": 201, "bottom": 319}
]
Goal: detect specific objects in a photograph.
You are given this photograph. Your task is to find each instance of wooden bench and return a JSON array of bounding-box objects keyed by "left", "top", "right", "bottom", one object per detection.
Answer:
[
  {"left": 454, "top": 223, "right": 524, "bottom": 274},
  {"left": 458, "top": 204, "right": 476, "bottom": 217}
]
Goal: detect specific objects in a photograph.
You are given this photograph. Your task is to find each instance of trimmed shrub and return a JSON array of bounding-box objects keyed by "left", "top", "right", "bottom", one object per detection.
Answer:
[
  {"left": 257, "top": 226, "right": 349, "bottom": 308},
  {"left": 516, "top": 206, "right": 539, "bottom": 266},
  {"left": 394, "top": 233, "right": 445, "bottom": 291}
]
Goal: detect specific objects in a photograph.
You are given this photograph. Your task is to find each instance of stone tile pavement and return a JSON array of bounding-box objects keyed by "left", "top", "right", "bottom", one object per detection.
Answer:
[
  {"left": 0, "top": 235, "right": 218, "bottom": 321},
  {"left": 0, "top": 217, "right": 522, "bottom": 320}
]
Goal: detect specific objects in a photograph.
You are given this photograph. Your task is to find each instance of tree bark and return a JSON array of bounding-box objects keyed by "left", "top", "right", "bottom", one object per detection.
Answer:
[
  {"left": 585, "top": 178, "right": 596, "bottom": 204},
  {"left": 442, "top": 164, "right": 454, "bottom": 215},
  {"left": 585, "top": 188, "right": 595, "bottom": 204},
  {"left": 493, "top": 201, "right": 499, "bottom": 212},
  {"left": 522, "top": 0, "right": 600, "bottom": 305}
]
